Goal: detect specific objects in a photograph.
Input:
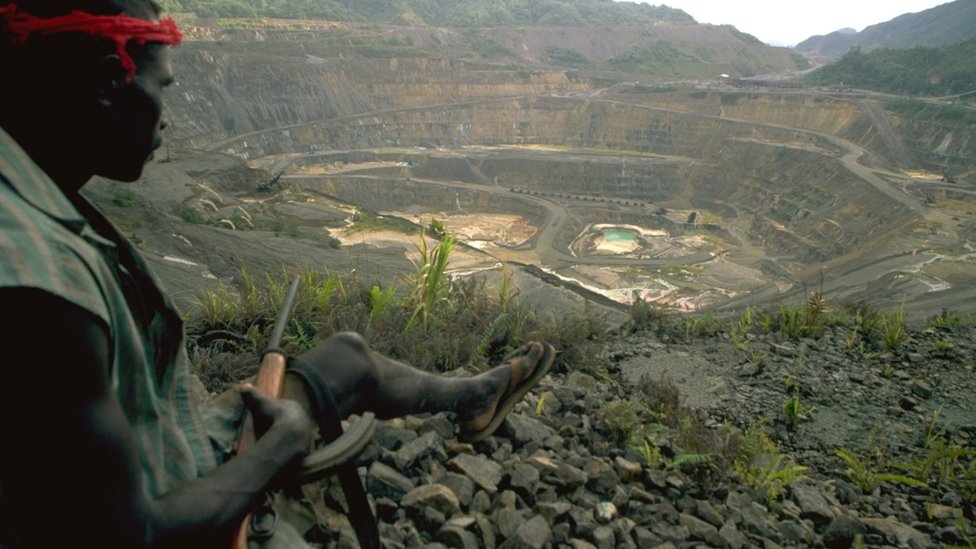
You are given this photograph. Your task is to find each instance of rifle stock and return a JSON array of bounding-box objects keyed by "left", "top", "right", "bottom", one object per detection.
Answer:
[{"left": 231, "top": 275, "right": 301, "bottom": 549}]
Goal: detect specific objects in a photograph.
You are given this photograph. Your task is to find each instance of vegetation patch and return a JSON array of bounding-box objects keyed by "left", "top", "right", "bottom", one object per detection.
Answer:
[
  {"left": 544, "top": 46, "right": 590, "bottom": 68},
  {"left": 607, "top": 41, "right": 699, "bottom": 76},
  {"left": 804, "top": 40, "right": 976, "bottom": 96}
]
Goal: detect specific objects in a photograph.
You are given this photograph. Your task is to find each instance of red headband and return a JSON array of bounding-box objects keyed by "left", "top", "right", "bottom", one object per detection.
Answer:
[{"left": 0, "top": 4, "right": 182, "bottom": 80}]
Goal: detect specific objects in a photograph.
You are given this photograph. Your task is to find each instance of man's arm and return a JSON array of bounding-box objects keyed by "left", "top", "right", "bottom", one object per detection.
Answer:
[{"left": 0, "top": 289, "right": 313, "bottom": 547}]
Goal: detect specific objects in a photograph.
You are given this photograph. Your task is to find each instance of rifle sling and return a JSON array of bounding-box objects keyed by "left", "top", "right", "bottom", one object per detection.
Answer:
[{"left": 287, "top": 366, "right": 380, "bottom": 549}]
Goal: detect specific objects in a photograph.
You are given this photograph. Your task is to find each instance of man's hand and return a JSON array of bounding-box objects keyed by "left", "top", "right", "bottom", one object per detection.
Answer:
[{"left": 240, "top": 382, "right": 315, "bottom": 465}]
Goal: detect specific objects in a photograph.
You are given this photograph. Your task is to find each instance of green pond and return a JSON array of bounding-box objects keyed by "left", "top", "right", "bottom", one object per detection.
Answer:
[{"left": 603, "top": 229, "right": 637, "bottom": 242}]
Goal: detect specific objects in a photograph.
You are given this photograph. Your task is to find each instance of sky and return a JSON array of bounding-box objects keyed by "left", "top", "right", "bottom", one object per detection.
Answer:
[{"left": 643, "top": 1, "right": 953, "bottom": 46}]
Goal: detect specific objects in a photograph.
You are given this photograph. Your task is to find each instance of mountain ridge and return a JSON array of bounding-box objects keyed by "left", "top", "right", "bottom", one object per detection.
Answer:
[
  {"left": 795, "top": 0, "right": 976, "bottom": 59},
  {"left": 159, "top": 0, "right": 694, "bottom": 27}
]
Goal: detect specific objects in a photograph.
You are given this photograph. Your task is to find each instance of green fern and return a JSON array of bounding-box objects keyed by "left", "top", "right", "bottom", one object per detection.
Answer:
[
  {"left": 466, "top": 313, "right": 509, "bottom": 371},
  {"left": 750, "top": 454, "right": 808, "bottom": 503},
  {"left": 365, "top": 284, "right": 397, "bottom": 332},
  {"left": 669, "top": 453, "right": 715, "bottom": 472},
  {"left": 835, "top": 448, "right": 927, "bottom": 492}
]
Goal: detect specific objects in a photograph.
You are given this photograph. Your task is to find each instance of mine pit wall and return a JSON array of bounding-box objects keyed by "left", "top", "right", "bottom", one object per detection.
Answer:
[
  {"left": 888, "top": 114, "right": 976, "bottom": 177},
  {"left": 610, "top": 89, "right": 976, "bottom": 175},
  {"left": 691, "top": 140, "right": 917, "bottom": 264},
  {"left": 295, "top": 175, "right": 548, "bottom": 221},
  {"left": 217, "top": 96, "right": 837, "bottom": 161},
  {"left": 290, "top": 140, "right": 915, "bottom": 267},
  {"left": 198, "top": 91, "right": 920, "bottom": 267},
  {"left": 341, "top": 57, "right": 589, "bottom": 111},
  {"left": 165, "top": 43, "right": 588, "bottom": 149}
]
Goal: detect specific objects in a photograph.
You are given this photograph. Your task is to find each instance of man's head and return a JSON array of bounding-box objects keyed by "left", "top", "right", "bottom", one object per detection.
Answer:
[{"left": 0, "top": 0, "right": 180, "bottom": 186}]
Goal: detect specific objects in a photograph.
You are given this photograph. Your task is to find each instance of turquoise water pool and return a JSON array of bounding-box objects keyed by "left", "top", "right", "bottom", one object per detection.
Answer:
[{"left": 603, "top": 229, "right": 637, "bottom": 242}]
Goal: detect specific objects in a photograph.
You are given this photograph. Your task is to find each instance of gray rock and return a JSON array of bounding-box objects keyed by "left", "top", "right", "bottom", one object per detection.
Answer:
[
  {"left": 679, "top": 513, "right": 720, "bottom": 544},
  {"left": 719, "top": 521, "right": 747, "bottom": 549},
  {"left": 321, "top": 509, "right": 358, "bottom": 549},
  {"left": 778, "top": 519, "right": 813, "bottom": 546},
  {"left": 566, "top": 372, "right": 598, "bottom": 391},
  {"left": 740, "top": 502, "right": 782, "bottom": 543},
  {"left": 590, "top": 525, "right": 615, "bottom": 549},
  {"left": 676, "top": 495, "right": 696, "bottom": 512},
  {"left": 445, "top": 516, "right": 477, "bottom": 530},
  {"left": 569, "top": 539, "right": 597, "bottom": 549},
  {"left": 936, "top": 525, "right": 967, "bottom": 545},
  {"left": 495, "top": 507, "right": 522, "bottom": 539},
  {"left": 738, "top": 362, "right": 762, "bottom": 377},
  {"left": 422, "top": 413, "right": 456, "bottom": 439},
  {"left": 498, "top": 515, "right": 552, "bottom": 549},
  {"left": 438, "top": 471, "right": 476, "bottom": 508},
  {"left": 612, "top": 517, "right": 637, "bottom": 549},
  {"left": 470, "top": 490, "right": 491, "bottom": 514},
  {"left": 437, "top": 525, "right": 480, "bottom": 549},
  {"left": 417, "top": 506, "right": 448, "bottom": 531},
  {"left": 568, "top": 506, "right": 597, "bottom": 539},
  {"left": 823, "top": 515, "right": 865, "bottom": 549},
  {"left": 501, "top": 413, "right": 558, "bottom": 449},
  {"left": 771, "top": 342, "right": 797, "bottom": 357},
  {"left": 613, "top": 456, "right": 642, "bottom": 482},
  {"left": 509, "top": 462, "right": 540, "bottom": 500},
  {"left": 862, "top": 517, "right": 931, "bottom": 548},
  {"left": 633, "top": 527, "right": 662, "bottom": 547},
  {"left": 474, "top": 513, "right": 497, "bottom": 549},
  {"left": 665, "top": 473, "right": 686, "bottom": 493},
  {"left": 911, "top": 380, "right": 933, "bottom": 399},
  {"left": 449, "top": 453, "right": 504, "bottom": 494},
  {"left": 610, "top": 484, "right": 629, "bottom": 509},
  {"left": 651, "top": 522, "right": 690, "bottom": 543},
  {"left": 584, "top": 458, "right": 621, "bottom": 496},
  {"left": 388, "top": 519, "right": 425, "bottom": 548},
  {"left": 374, "top": 424, "right": 418, "bottom": 450},
  {"left": 644, "top": 469, "right": 667, "bottom": 490},
  {"left": 926, "top": 503, "right": 963, "bottom": 521},
  {"left": 367, "top": 461, "right": 416, "bottom": 501},
  {"left": 401, "top": 484, "right": 462, "bottom": 518},
  {"left": 527, "top": 456, "right": 588, "bottom": 489},
  {"left": 537, "top": 501, "right": 572, "bottom": 524},
  {"left": 594, "top": 501, "right": 617, "bottom": 524},
  {"left": 790, "top": 482, "right": 835, "bottom": 526},
  {"left": 393, "top": 430, "right": 444, "bottom": 470},
  {"left": 694, "top": 499, "right": 724, "bottom": 527},
  {"left": 495, "top": 489, "right": 518, "bottom": 510},
  {"left": 550, "top": 522, "right": 571, "bottom": 544}
]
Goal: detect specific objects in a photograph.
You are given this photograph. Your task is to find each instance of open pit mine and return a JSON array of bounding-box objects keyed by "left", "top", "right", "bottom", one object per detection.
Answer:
[{"left": 134, "top": 21, "right": 975, "bottom": 319}]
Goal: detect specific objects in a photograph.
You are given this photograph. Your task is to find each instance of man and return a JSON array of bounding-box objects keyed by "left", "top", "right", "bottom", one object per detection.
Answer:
[{"left": 0, "top": 1, "right": 555, "bottom": 546}]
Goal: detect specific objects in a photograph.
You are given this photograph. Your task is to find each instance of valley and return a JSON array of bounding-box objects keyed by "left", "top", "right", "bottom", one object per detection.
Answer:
[
  {"left": 56, "top": 10, "right": 961, "bottom": 325},
  {"left": 137, "top": 35, "right": 975, "bottom": 317}
]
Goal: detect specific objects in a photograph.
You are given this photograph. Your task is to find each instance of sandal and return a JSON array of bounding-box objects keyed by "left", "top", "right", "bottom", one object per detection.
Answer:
[{"left": 459, "top": 341, "right": 556, "bottom": 442}]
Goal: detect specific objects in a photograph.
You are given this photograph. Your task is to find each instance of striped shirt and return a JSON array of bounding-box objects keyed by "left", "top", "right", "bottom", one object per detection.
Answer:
[
  {"left": 0, "top": 128, "right": 314, "bottom": 547},
  {"left": 0, "top": 126, "right": 222, "bottom": 497}
]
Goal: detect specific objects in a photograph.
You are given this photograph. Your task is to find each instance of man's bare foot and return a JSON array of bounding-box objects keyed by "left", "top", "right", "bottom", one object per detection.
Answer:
[{"left": 458, "top": 342, "right": 556, "bottom": 442}]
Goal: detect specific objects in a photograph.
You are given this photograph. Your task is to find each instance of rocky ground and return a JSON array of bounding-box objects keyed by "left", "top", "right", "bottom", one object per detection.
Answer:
[
  {"left": 294, "top": 320, "right": 976, "bottom": 549},
  {"left": 91, "top": 151, "right": 975, "bottom": 548}
]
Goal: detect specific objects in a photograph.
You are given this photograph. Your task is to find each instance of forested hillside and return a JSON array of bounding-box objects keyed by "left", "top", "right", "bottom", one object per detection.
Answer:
[
  {"left": 158, "top": 0, "right": 694, "bottom": 26},
  {"left": 803, "top": 39, "right": 976, "bottom": 97}
]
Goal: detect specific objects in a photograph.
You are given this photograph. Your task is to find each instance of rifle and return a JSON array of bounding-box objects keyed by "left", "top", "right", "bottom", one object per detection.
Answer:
[
  {"left": 230, "top": 275, "right": 380, "bottom": 548},
  {"left": 231, "top": 275, "right": 302, "bottom": 549}
]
